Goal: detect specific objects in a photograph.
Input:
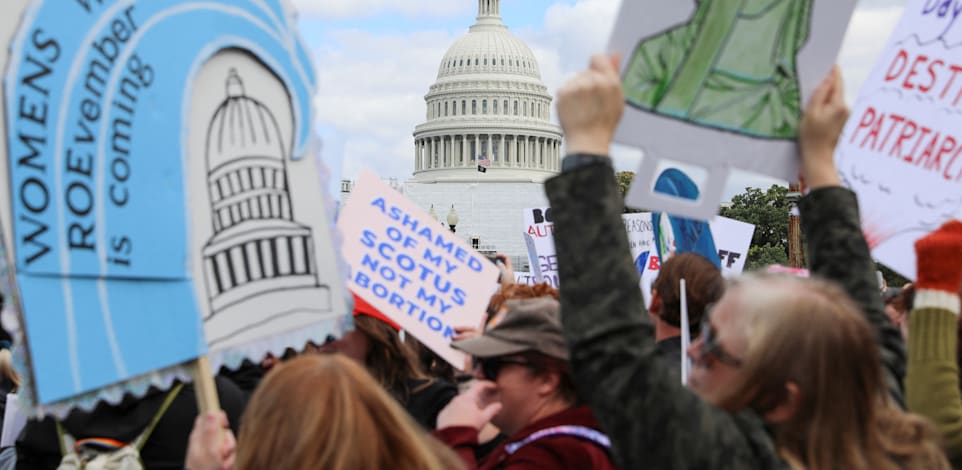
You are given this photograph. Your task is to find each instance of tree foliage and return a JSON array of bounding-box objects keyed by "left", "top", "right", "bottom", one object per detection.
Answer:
[
  {"left": 720, "top": 185, "right": 791, "bottom": 271},
  {"left": 616, "top": 171, "right": 644, "bottom": 214}
]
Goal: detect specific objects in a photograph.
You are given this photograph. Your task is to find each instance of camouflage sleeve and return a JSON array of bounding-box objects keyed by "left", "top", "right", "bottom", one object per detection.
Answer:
[
  {"left": 799, "top": 187, "right": 906, "bottom": 407},
  {"left": 545, "top": 162, "right": 777, "bottom": 469}
]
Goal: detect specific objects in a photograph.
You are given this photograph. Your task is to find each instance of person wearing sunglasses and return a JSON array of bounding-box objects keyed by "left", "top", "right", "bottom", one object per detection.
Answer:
[
  {"left": 433, "top": 297, "right": 618, "bottom": 470},
  {"left": 545, "top": 55, "right": 948, "bottom": 469}
]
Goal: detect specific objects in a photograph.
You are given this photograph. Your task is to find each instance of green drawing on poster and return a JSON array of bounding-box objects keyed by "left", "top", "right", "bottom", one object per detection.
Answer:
[{"left": 623, "top": 0, "right": 812, "bottom": 140}]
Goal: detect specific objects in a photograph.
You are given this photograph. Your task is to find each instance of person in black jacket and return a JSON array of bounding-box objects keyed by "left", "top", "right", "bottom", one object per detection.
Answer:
[
  {"left": 547, "top": 55, "right": 948, "bottom": 469},
  {"left": 15, "top": 376, "right": 246, "bottom": 470}
]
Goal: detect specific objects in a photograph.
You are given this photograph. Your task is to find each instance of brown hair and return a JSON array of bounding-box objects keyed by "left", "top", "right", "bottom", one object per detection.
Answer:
[
  {"left": 236, "top": 354, "right": 464, "bottom": 470},
  {"left": 352, "top": 315, "right": 431, "bottom": 400},
  {"left": 652, "top": 253, "right": 724, "bottom": 333},
  {"left": 405, "top": 336, "right": 457, "bottom": 384},
  {"left": 719, "top": 274, "right": 947, "bottom": 470}
]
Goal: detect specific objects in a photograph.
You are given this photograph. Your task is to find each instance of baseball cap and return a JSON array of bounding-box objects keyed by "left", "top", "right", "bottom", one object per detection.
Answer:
[{"left": 452, "top": 297, "right": 567, "bottom": 360}]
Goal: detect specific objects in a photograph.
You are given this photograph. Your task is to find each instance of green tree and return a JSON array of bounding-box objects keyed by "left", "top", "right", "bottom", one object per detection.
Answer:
[
  {"left": 720, "top": 185, "right": 791, "bottom": 271},
  {"left": 877, "top": 263, "right": 910, "bottom": 290},
  {"left": 616, "top": 171, "right": 644, "bottom": 214}
]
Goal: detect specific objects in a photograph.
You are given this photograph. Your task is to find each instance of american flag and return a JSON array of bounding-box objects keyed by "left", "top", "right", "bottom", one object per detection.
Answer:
[{"left": 478, "top": 154, "right": 491, "bottom": 167}]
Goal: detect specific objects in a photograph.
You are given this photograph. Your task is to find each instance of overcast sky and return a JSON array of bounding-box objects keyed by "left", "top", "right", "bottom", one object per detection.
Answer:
[{"left": 294, "top": 0, "right": 907, "bottom": 199}]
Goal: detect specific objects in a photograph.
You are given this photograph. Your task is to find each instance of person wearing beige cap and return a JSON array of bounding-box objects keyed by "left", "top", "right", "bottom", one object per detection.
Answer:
[{"left": 433, "top": 297, "right": 618, "bottom": 470}]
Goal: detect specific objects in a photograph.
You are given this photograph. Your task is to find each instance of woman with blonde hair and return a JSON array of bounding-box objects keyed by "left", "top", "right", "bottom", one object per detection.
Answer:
[
  {"left": 544, "top": 55, "right": 949, "bottom": 469},
  {"left": 186, "top": 354, "right": 464, "bottom": 470}
]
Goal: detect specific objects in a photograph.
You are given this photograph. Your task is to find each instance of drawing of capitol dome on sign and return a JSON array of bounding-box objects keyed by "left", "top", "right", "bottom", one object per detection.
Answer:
[{"left": 201, "top": 69, "right": 330, "bottom": 347}]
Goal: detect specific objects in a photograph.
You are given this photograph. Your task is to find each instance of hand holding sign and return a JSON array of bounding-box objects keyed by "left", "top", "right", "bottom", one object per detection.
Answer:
[
  {"left": 799, "top": 67, "right": 848, "bottom": 189},
  {"left": 557, "top": 54, "right": 625, "bottom": 156},
  {"left": 914, "top": 220, "right": 962, "bottom": 292}
]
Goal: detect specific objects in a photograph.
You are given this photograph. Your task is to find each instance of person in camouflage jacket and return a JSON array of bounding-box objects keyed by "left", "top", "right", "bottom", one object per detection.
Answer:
[{"left": 546, "top": 56, "right": 946, "bottom": 469}]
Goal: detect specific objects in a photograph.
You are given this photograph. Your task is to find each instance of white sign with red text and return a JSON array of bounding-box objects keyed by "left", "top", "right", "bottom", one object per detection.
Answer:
[{"left": 836, "top": 0, "right": 962, "bottom": 279}]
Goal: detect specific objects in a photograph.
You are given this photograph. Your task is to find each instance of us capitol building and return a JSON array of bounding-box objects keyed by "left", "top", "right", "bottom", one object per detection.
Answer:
[{"left": 402, "top": 0, "right": 563, "bottom": 263}]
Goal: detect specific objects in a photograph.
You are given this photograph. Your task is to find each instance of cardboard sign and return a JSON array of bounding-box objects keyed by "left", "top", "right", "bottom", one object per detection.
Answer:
[
  {"left": 0, "top": 394, "right": 26, "bottom": 447},
  {"left": 609, "top": 0, "right": 857, "bottom": 219},
  {"left": 522, "top": 207, "right": 559, "bottom": 287},
  {"left": 2, "top": 0, "right": 347, "bottom": 405},
  {"left": 836, "top": 0, "right": 962, "bottom": 279},
  {"left": 627, "top": 213, "right": 755, "bottom": 308},
  {"left": 516, "top": 208, "right": 755, "bottom": 302},
  {"left": 338, "top": 171, "right": 500, "bottom": 368}
]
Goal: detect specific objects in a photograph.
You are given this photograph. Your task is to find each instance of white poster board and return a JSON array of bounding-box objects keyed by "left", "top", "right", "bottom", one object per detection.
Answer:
[
  {"left": 515, "top": 208, "right": 755, "bottom": 304},
  {"left": 836, "top": 0, "right": 962, "bottom": 279},
  {"left": 521, "top": 207, "right": 559, "bottom": 287},
  {"left": 0, "top": 394, "right": 25, "bottom": 447},
  {"left": 338, "top": 171, "right": 500, "bottom": 368},
  {"left": 608, "top": 0, "right": 857, "bottom": 219},
  {"left": 626, "top": 213, "right": 756, "bottom": 308}
]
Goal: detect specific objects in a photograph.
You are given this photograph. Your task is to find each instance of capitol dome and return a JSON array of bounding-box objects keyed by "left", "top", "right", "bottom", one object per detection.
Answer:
[{"left": 412, "top": 0, "right": 563, "bottom": 182}]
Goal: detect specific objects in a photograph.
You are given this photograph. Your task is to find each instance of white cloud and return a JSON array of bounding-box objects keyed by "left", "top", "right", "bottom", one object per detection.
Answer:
[
  {"left": 311, "top": 28, "right": 457, "bottom": 182},
  {"left": 291, "top": 0, "right": 470, "bottom": 19}
]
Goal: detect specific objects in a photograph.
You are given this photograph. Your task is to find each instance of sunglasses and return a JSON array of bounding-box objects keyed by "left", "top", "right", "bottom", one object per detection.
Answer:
[
  {"left": 475, "top": 356, "right": 533, "bottom": 381},
  {"left": 698, "top": 305, "right": 744, "bottom": 368}
]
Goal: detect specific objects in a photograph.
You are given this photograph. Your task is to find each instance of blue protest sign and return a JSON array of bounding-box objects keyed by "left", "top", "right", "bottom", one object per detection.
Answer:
[{"left": 3, "top": 0, "right": 340, "bottom": 405}]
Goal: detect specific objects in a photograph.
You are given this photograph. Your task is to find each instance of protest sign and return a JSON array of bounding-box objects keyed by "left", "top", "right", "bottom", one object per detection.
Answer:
[
  {"left": 710, "top": 217, "right": 754, "bottom": 274},
  {"left": 835, "top": 0, "right": 962, "bottom": 279},
  {"left": 1, "top": 0, "right": 347, "bottom": 408},
  {"left": 516, "top": 207, "right": 754, "bottom": 302},
  {"left": 522, "top": 233, "right": 544, "bottom": 283},
  {"left": 0, "top": 394, "right": 26, "bottom": 447},
  {"left": 339, "top": 171, "right": 500, "bottom": 368},
  {"left": 521, "top": 207, "right": 559, "bottom": 287},
  {"left": 629, "top": 213, "right": 755, "bottom": 308},
  {"left": 608, "top": 0, "right": 857, "bottom": 220}
]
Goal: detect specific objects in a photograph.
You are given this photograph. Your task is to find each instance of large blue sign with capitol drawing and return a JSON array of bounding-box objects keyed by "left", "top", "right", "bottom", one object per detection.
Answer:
[{"left": 4, "top": 0, "right": 346, "bottom": 406}]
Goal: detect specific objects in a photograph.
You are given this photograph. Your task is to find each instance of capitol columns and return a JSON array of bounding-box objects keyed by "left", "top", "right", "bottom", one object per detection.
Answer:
[
  {"left": 462, "top": 135, "right": 468, "bottom": 167},
  {"left": 445, "top": 137, "right": 452, "bottom": 167},
  {"left": 429, "top": 137, "right": 435, "bottom": 169},
  {"left": 518, "top": 135, "right": 524, "bottom": 167},
  {"left": 553, "top": 140, "right": 559, "bottom": 170},
  {"left": 541, "top": 138, "right": 547, "bottom": 169},
  {"left": 414, "top": 140, "right": 420, "bottom": 171},
  {"left": 499, "top": 133, "right": 506, "bottom": 167},
  {"left": 522, "top": 135, "right": 529, "bottom": 168}
]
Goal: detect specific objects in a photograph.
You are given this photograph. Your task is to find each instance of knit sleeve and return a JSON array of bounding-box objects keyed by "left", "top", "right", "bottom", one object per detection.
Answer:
[{"left": 906, "top": 290, "right": 962, "bottom": 466}]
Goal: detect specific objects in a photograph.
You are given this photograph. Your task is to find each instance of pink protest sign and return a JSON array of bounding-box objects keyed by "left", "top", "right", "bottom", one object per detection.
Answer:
[{"left": 338, "top": 171, "right": 500, "bottom": 368}]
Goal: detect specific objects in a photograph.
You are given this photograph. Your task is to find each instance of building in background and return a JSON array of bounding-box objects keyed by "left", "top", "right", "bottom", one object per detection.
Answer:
[{"left": 403, "top": 0, "right": 563, "bottom": 263}]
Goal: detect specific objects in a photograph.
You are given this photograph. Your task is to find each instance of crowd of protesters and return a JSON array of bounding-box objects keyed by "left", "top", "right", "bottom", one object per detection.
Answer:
[{"left": 0, "top": 53, "right": 957, "bottom": 470}]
